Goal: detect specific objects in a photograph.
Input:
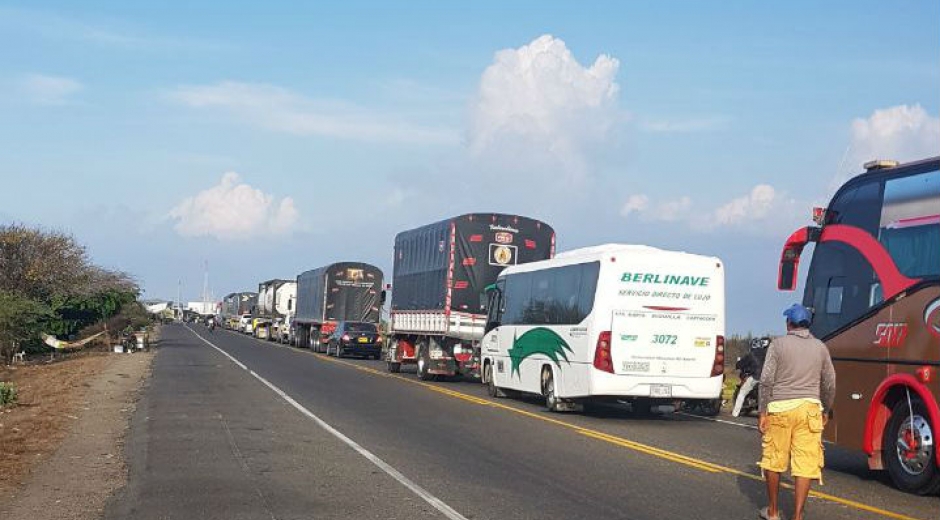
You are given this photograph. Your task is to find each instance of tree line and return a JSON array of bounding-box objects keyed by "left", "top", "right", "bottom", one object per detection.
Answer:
[{"left": 0, "top": 223, "right": 140, "bottom": 363}]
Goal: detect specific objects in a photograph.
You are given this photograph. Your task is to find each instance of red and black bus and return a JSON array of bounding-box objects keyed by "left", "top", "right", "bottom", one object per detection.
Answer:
[{"left": 778, "top": 156, "right": 940, "bottom": 494}]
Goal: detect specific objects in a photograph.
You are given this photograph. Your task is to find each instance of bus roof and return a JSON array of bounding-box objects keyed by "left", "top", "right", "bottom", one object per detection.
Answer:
[{"left": 498, "top": 243, "right": 722, "bottom": 277}]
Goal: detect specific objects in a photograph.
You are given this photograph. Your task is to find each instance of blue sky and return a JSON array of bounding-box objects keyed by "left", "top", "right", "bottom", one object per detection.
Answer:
[{"left": 1, "top": 1, "right": 938, "bottom": 334}]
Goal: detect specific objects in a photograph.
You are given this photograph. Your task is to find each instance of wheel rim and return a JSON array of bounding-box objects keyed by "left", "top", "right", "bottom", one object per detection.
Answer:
[
  {"left": 418, "top": 356, "right": 426, "bottom": 375},
  {"left": 896, "top": 414, "right": 934, "bottom": 476},
  {"left": 542, "top": 371, "right": 556, "bottom": 409}
]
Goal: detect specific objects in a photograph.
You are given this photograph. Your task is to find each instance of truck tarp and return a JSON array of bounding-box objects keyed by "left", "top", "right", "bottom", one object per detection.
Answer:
[
  {"left": 391, "top": 213, "right": 555, "bottom": 314},
  {"left": 295, "top": 262, "right": 383, "bottom": 324}
]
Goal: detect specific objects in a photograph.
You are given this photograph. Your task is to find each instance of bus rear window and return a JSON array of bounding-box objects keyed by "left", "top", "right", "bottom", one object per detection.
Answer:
[{"left": 879, "top": 169, "right": 940, "bottom": 279}]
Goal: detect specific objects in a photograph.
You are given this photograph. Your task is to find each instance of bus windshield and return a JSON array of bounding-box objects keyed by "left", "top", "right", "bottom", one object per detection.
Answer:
[{"left": 878, "top": 168, "right": 940, "bottom": 280}]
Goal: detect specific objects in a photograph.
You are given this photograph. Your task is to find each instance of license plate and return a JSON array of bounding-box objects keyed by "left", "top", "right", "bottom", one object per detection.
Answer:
[
  {"left": 357, "top": 337, "right": 369, "bottom": 343},
  {"left": 650, "top": 384, "right": 672, "bottom": 398}
]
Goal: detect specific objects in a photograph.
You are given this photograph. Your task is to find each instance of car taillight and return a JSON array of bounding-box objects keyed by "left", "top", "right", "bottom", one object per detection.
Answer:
[
  {"left": 342, "top": 334, "right": 350, "bottom": 342},
  {"left": 711, "top": 335, "right": 725, "bottom": 377},
  {"left": 593, "top": 331, "right": 614, "bottom": 373}
]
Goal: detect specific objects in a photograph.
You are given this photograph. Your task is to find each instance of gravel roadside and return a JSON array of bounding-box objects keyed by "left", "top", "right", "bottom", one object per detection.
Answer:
[{"left": 0, "top": 350, "right": 155, "bottom": 520}]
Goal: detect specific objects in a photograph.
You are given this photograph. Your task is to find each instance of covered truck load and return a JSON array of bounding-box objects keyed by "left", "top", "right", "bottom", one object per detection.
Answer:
[
  {"left": 258, "top": 279, "right": 296, "bottom": 317},
  {"left": 388, "top": 213, "right": 555, "bottom": 378},
  {"left": 254, "top": 279, "right": 297, "bottom": 340},
  {"left": 222, "top": 292, "right": 257, "bottom": 329},
  {"left": 292, "top": 262, "right": 383, "bottom": 350}
]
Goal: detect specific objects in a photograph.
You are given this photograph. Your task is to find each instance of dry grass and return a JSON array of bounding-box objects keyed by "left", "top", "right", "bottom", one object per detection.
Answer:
[{"left": 0, "top": 352, "right": 114, "bottom": 494}]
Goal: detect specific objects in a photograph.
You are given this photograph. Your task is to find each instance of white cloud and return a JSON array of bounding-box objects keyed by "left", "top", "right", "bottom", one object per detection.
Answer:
[
  {"left": 169, "top": 81, "right": 458, "bottom": 145},
  {"left": 19, "top": 74, "right": 82, "bottom": 105},
  {"left": 621, "top": 184, "right": 798, "bottom": 233},
  {"left": 705, "top": 184, "right": 777, "bottom": 228},
  {"left": 639, "top": 116, "right": 729, "bottom": 133},
  {"left": 619, "top": 194, "right": 649, "bottom": 217},
  {"left": 468, "top": 34, "right": 621, "bottom": 185},
  {"left": 620, "top": 194, "right": 691, "bottom": 222},
  {"left": 168, "top": 172, "right": 299, "bottom": 241},
  {"left": 841, "top": 104, "right": 940, "bottom": 182}
]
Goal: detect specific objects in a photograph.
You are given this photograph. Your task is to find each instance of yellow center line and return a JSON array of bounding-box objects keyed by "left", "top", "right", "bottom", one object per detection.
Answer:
[{"left": 247, "top": 335, "right": 924, "bottom": 520}]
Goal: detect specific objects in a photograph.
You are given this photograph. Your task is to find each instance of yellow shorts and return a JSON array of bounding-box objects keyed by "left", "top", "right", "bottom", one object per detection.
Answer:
[{"left": 760, "top": 402, "right": 825, "bottom": 480}]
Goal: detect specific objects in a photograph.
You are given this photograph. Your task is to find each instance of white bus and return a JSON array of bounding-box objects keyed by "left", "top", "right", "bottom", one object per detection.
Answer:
[{"left": 480, "top": 244, "right": 726, "bottom": 414}]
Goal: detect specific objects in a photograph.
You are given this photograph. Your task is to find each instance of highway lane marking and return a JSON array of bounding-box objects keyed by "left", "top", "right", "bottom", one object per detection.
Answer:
[
  {"left": 306, "top": 349, "right": 925, "bottom": 520},
  {"left": 186, "top": 327, "right": 470, "bottom": 520},
  {"left": 222, "top": 328, "right": 925, "bottom": 520}
]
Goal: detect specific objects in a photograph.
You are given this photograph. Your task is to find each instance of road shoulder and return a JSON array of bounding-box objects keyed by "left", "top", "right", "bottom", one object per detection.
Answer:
[{"left": 0, "top": 350, "right": 154, "bottom": 520}]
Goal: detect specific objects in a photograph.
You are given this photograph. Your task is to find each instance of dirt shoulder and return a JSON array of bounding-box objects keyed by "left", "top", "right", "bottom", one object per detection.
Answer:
[{"left": 0, "top": 349, "right": 154, "bottom": 519}]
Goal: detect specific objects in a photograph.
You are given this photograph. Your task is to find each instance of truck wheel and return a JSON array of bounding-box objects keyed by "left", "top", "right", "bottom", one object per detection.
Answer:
[
  {"left": 416, "top": 344, "right": 433, "bottom": 381},
  {"left": 311, "top": 335, "right": 321, "bottom": 352},
  {"left": 541, "top": 368, "right": 559, "bottom": 412},
  {"left": 883, "top": 397, "right": 940, "bottom": 495},
  {"left": 699, "top": 398, "right": 722, "bottom": 417},
  {"left": 633, "top": 399, "right": 653, "bottom": 416},
  {"left": 387, "top": 361, "right": 402, "bottom": 373},
  {"left": 485, "top": 362, "right": 504, "bottom": 398}
]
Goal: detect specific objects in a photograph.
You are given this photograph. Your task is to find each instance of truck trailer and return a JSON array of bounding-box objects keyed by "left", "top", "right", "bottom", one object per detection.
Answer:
[
  {"left": 386, "top": 213, "right": 555, "bottom": 379},
  {"left": 222, "top": 292, "right": 257, "bottom": 330},
  {"left": 253, "top": 279, "right": 297, "bottom": 341},
  {"left": 291, "top": 262, "right": 384, "bottom": 353}
]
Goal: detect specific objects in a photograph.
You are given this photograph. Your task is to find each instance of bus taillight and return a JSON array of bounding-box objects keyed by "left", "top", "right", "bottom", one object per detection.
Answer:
[
  {"left": 711, "top": 335, "right": 725, "bottom": 377},
  {"left": 593, "top": 331, "right": 614, "bottom": 373}
]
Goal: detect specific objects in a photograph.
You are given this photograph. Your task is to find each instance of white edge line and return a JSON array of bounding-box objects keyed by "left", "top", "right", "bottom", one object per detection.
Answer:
[{"left": 185, "top": 325, "right": 469, "bottom": 520}]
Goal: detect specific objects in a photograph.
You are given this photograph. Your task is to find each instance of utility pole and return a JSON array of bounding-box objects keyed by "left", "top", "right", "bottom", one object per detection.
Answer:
[
  {"left": 177, "top": 278, "right": 182, "bottom": 321},
  {"left": 202, "top": 259, "right": 210, "bottom": 316}
]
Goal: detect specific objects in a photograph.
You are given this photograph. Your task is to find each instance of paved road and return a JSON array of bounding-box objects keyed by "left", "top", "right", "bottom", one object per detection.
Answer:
[{"left": 104, "top": 324, "right": 937, "bottom": 520}]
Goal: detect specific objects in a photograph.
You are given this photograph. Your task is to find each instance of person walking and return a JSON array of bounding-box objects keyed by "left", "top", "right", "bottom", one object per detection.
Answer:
[{"left": 758, "top": 304, "right": 836, "bottom": 520}]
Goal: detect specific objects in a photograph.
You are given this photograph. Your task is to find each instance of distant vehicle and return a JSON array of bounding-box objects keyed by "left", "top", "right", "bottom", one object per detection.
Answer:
[
  {"left": 386, "top": 213, "right": 555, "bottom": 380},
  {"left": 325, "top": 321, "right": 382, "bottom": 359},
  {"left": 292, "top": 262, "right": 384, "bottom": 353},
  {"left": 252, "top": 279, "right": 297, "bottom": 340},
  {"left": 223, "top": 292, "right": 257, "bottom": 329},
  {"left": 481, "top": 244, "right": 725, "bottom": 414},
  {"left": 777, "top": 156, "right": 940, "bottom": 494},
  {"left": 238, "top": 314, "right": 254, "bottom": 334}
]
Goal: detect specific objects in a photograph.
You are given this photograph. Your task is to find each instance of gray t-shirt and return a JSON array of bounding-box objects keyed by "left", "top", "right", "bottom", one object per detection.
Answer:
[{"left": 758, "top": 329, "right": 836, "bottom": 414}]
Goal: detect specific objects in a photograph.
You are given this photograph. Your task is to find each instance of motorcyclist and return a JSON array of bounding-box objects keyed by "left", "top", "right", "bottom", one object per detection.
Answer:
[
  {"left": 732, "top": 337, "right": 769, "bottom": 417},
  {"left": 208, "top": 316, "right": 216, "bottom": 332}
]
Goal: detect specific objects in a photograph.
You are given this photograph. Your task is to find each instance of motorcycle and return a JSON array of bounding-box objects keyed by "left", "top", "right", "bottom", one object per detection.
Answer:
[
  {"left": 732, "top": 372, "right": 759, "bottom": 417},
  {"left": 731, "top": 336, "right": 769, "bottom": 417}
]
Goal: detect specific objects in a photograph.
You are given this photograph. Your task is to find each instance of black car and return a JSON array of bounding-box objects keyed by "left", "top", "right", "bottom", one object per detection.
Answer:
[{"left": 326, "top": 322, "right": 382, "bottom": 359}]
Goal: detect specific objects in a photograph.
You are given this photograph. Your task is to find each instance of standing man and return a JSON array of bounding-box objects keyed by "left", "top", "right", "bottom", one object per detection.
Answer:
[{"left": 758, "top": 304, "right": 836, "bottom": 520}]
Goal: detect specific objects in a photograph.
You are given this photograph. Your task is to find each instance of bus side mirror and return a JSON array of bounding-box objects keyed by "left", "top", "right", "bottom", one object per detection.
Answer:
[
  {"left": 778, "top": 259, "right": 797, "bottom": 291},
  {"left": 479, "top": 292, "right": 488, "bottom": 311},
  {"left": 380, "top": 290, "right": 387, "bottom": 305}
]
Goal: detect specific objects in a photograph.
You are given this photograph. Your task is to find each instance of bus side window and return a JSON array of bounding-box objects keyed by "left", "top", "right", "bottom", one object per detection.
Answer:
[{"left": 825, "top": 280, "right": 844, "bottom": 314}]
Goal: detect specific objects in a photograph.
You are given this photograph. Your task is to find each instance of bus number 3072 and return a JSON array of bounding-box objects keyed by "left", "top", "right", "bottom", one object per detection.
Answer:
[{"left": 652, "top": 335, "right": 677, "bottom": 345}]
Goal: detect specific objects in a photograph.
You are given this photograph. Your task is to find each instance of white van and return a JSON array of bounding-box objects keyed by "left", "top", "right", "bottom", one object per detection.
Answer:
[{"left": 480, "top": 244, "right": 725, "bottom": 413}]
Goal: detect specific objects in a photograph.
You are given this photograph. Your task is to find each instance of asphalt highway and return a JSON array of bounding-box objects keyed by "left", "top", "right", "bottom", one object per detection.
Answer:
[{"left": 103, "top": 324, "right": 938, "bottom": 520}]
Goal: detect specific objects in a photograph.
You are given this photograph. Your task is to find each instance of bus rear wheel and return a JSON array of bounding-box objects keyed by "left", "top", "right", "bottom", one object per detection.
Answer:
[
  {"left": 541, "top": 368, "right": 559, "bottom": 412},
  {"left": 485, "top": 362, "right": 503, "bottom": 398},
  {"left": 883, "top": 397, "right": 940, "bottom": 495}
]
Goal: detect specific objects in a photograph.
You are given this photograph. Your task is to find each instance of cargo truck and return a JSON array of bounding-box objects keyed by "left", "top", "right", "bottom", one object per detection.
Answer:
[
  {"left": 252, "top": 279, "right": 297, "bottom": 341},
  {"left": 291, "top": 262, "right": 384, "bottom": 353},
  {"left": 222, "top": 292, "right": 257, "bottom": 330},
  {"left": 386, "top": 213, "right": 555, "bottom": 380}
]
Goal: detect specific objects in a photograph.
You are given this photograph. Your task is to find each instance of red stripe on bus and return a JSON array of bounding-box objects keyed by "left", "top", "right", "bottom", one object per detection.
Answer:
[{"left": 819, "top": 224, "right": 920, "bottom": 300}]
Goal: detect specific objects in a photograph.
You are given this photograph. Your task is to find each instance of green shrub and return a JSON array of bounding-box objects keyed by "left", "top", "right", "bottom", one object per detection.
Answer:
[{"left": 0, "top": 381, "right": 17, "bottom": 406}]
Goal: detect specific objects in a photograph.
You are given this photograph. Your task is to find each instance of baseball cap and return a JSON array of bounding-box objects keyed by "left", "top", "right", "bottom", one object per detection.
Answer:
[{"left": 783, "top": 303, "right": 812, "bottom": 325}]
